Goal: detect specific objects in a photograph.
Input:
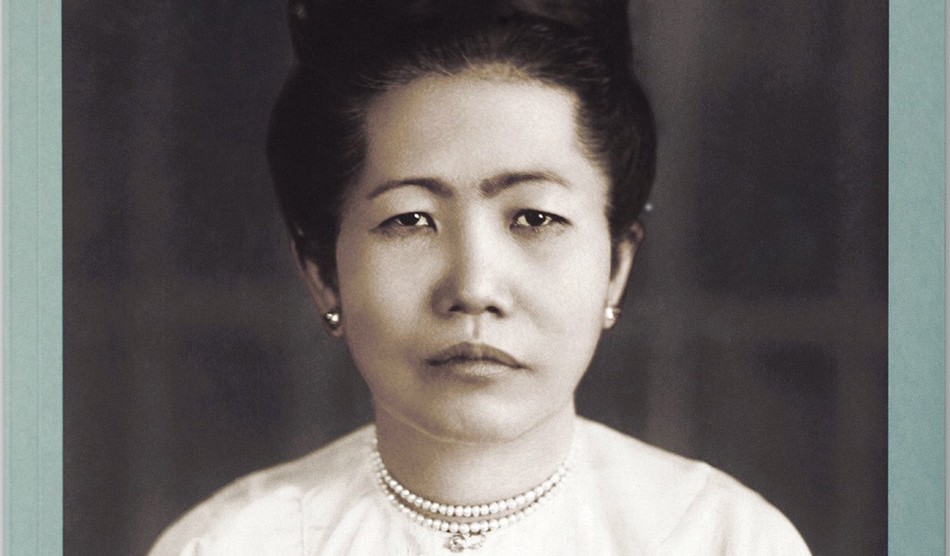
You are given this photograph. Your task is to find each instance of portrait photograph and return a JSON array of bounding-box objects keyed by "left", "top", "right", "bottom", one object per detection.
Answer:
[{"left": 59, "top": 0, "right": 894, "bottom": 554}]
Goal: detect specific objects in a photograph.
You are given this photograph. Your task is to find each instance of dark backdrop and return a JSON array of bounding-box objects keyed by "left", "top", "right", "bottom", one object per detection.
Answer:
[{"left": 64, "top": 1, "right": 887, "bottom": 555}]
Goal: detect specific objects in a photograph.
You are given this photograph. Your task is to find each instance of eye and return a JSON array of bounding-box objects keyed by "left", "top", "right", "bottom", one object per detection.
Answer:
[
  {"left": 378, "top": 212, "right": 435, "bottom": 231},
  {"left": 513, "top": 210, "right": 563, "bottom": 228}
]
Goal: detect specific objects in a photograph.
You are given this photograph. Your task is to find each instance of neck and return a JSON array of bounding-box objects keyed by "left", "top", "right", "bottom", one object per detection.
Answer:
[{"left": 373, "top": 404, "right": 576, "bottom": 506}]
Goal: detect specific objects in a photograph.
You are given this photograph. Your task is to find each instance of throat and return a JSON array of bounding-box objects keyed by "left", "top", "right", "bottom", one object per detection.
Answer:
[{"left": 372, "top": 405, "right": 576, "bottom": 506}]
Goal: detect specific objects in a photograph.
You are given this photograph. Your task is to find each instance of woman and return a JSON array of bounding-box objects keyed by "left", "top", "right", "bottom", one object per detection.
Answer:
[{"left": 151, "top": 0, "right": 810, "bottom": 553}]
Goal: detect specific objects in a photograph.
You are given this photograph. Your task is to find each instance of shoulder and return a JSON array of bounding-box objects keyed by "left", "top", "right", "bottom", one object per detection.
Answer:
[
  {"left": 148, "top": 425, "right": 375, "bottom": 556},
  {"left": 575, "top": 418, "right": 811, "bottom": 554}
]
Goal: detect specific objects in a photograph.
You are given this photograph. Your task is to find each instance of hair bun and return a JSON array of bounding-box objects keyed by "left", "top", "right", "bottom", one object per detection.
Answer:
[{"left": 286, "top": 0, "right": 631, "bottom": 74}]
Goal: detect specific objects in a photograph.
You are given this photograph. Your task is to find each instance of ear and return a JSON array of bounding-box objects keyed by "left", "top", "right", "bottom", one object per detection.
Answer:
[
  {"left": 604, "top": 222, "right": 644, "bottom": 329},
  {"left": 292, "top": 240, "right": 343, "bottom": 337}
]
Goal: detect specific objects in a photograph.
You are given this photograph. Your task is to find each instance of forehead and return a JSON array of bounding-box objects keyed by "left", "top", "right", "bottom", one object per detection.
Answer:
[{"left": 354, "top": 73, "right": 607, "bottom": 197}]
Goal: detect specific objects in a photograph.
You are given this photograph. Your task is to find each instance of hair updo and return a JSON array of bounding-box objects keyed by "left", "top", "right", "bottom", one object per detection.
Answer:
[{"left": 268, "top": 0, "right": 655, "bottom": 290}]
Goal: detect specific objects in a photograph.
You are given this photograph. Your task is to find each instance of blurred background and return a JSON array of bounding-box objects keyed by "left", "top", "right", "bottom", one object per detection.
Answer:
[{"left": 64, "top": 1, "right": 887, "bottom": 554}]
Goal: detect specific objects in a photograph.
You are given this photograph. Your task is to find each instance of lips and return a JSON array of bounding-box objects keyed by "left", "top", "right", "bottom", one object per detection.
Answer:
[{"left": 424, "top": 342, "right": 524, "bottom": 369}]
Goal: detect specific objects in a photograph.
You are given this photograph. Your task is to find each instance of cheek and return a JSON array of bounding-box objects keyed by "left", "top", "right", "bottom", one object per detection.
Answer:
[
  {"left": 517, "top": 230, "right": 614, "bottom": 381},
  {"left": 335, "top": 236, "right": 434, "bottom": 337},
  {"left": 531, "top": 231, "right": 613, "bottom": 320}
]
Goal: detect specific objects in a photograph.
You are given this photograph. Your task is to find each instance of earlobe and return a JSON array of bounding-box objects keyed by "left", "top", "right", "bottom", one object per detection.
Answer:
[{"left": 292, "top": 240, "right": 343, "bottom": 337}]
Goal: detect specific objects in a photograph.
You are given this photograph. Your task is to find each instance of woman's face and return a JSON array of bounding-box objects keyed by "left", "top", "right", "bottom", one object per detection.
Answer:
[{"left": 305, "top": 73, "right": 636, "bottom": 443}]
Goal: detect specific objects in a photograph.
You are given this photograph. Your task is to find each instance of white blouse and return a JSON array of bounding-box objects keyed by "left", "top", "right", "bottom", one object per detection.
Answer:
[{"left": 149, "top": 418, "right": 811, "bottom": 555}]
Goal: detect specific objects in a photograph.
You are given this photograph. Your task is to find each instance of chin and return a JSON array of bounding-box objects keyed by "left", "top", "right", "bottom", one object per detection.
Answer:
[{"left": 392, "top": 393, "right": 567, "bottom": 446}]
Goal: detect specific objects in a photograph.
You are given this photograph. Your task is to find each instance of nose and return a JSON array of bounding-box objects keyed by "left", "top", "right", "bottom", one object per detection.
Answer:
[{"left": 432, "top": 220, "right": 513, "bottom": 318}]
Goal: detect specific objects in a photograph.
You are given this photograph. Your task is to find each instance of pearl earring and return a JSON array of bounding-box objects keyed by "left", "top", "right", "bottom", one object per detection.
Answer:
[
  {"left": 604, "top": 306, "right": 622, "bottom": 326},
  {"left": 322, "top": 310, "right": 342, "bottom": 332}
]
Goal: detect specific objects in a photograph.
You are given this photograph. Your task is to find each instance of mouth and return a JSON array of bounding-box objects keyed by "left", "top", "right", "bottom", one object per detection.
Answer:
[{"left": 424, "top": 342, "right": 525, "bottom": 370}]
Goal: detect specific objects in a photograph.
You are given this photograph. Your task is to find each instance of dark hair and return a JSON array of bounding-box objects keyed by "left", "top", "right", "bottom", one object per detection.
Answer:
[{"left": 268, "top": 0, "right": 655, "bottom": 290}]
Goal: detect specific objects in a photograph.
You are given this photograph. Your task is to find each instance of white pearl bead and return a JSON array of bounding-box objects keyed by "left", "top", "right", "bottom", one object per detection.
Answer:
[{"left": 372, "top": 435, "right": 574, "bottom": 540}]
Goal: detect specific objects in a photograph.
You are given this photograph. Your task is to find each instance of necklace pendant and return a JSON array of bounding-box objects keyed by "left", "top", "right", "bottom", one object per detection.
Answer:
[{"left": 447, "top": 532, "right": 487, "bottom": 552}]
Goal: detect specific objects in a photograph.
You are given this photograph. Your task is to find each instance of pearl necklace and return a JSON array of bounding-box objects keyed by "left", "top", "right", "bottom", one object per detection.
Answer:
[{"left": 371, "top": 439, "right": 573, "bottom": 552}]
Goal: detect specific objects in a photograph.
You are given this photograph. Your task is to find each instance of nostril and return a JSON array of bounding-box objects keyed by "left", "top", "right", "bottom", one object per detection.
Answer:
[{"left": 447, "top": 302, "right": 504, "bottom": 317}]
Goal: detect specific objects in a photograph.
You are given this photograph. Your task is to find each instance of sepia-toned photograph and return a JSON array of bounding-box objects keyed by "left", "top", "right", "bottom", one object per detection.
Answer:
[{"left": 64, "top": 1, "right": 887, "bottom": 554}]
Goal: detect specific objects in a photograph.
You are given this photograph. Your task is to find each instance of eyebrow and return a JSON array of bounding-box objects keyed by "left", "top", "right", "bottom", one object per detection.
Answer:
[
  {"left": 366, "top": 170, "right": 570, "bottom": 200},
  {"left": 480, "top": 171, "right": 570, "bottom": 196},
  {"left": 367, "top": 178, "right": 452, "bottom": 200}
]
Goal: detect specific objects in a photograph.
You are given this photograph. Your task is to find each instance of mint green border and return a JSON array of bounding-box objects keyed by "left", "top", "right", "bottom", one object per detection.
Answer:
[
  {"left": 889, "top": 0, "right": 946, "bottom": 553},
  {"left": 3, "top": 0, "right": 63, "bottom": 554},
  {"left": 0, "top": 0, "right": 944, "bottom": 554}
]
